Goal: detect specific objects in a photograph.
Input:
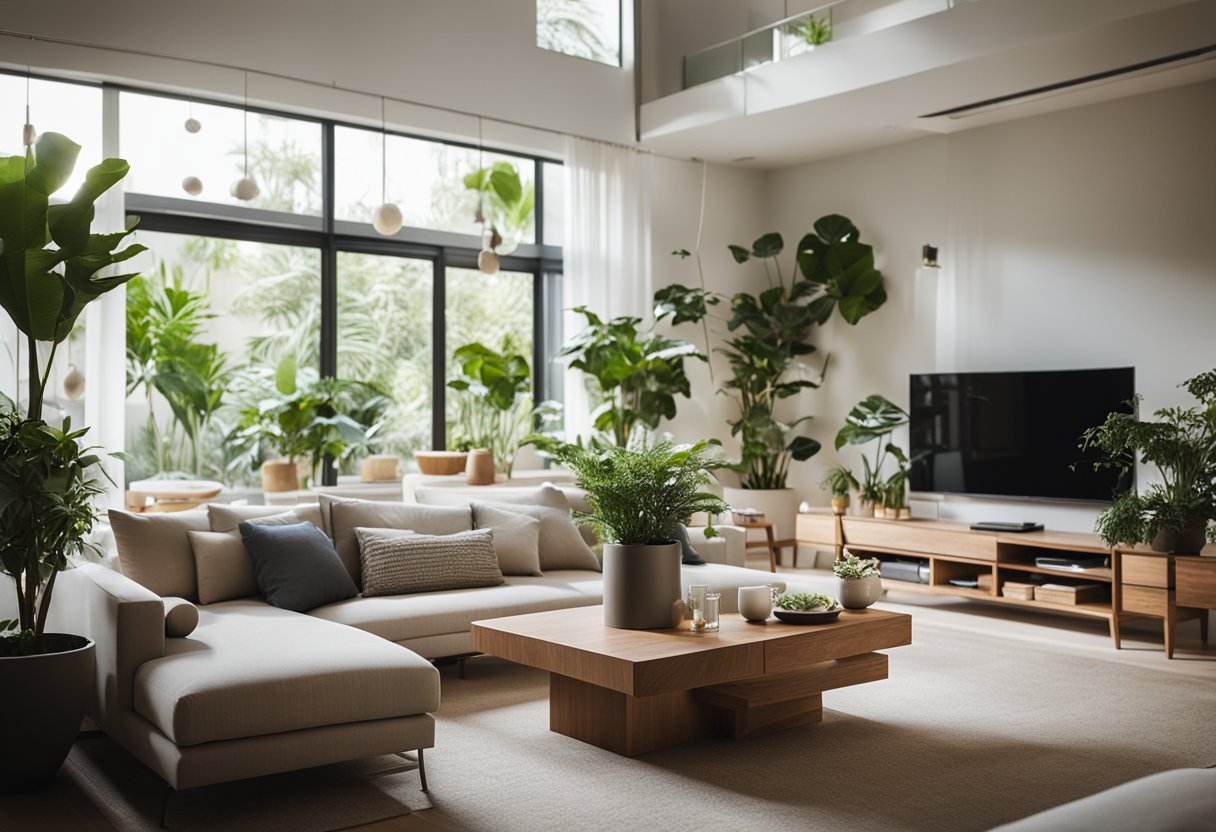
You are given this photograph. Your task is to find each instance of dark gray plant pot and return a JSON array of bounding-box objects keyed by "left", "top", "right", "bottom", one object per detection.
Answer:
[
  {"left": 602, "top": 542, "right": 683, "bottom": 629},
  {"left": 0, "top": 634, "right": 95, "bottom": 791},
  {"left": 1151, "top": 526, "right": 1208, "bottom": 556}
]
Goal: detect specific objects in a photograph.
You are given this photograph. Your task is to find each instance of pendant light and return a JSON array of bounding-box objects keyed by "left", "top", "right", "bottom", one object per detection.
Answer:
[
  {"left": 62, "top": 335, "right": 84, "bottom": 401},
  {"left": 371, "top": 96, "right": 403, "bottom": 236},
  {"left": 184, "top": 98, "right": 202, "bottom": 134},
  {"left": 22, "top": 38, "right": 35, "bottom": 147},
  {"left": 181, "top": 99, "right": 204, "bottom": 195},
  {"left": 230, "top": 72, "right": 259, "bottom": 201},
  {"left": 475, "top": 116, "right": 500, "bottom": 275}
]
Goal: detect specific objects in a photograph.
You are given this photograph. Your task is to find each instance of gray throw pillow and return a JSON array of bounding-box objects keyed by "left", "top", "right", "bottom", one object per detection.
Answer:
[
  {"left": 239, "top": 521, "right": 358, "bottom": 612},
  {"left": 470, "top": 503, "right": 542, "bottom": 576},
  {"left": 673, "top": 523, "right": 706, "bottom": 565},
  {"left": 356, "top": 528, "right": 505, "bottom": 597}
]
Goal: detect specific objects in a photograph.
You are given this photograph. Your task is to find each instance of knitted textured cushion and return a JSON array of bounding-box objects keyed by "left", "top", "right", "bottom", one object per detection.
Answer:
[{"left": 356, "top": 528, "right": 504, "bottom": 597}]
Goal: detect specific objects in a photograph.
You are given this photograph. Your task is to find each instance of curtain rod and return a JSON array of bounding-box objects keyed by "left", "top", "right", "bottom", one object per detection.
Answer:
[{"left": 0, "top": 27, "right": 654, "bottom": 156}]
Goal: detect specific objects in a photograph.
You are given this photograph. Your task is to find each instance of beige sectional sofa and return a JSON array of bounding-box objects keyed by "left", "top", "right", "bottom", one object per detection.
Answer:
[{"left": 52, "top": 483, "right": 827, "bottom": 794}]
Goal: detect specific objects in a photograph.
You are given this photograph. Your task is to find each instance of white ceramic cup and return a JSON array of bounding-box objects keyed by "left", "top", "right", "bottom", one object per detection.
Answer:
[{"left": 738, "top": 585, "right": 774, "bottom": 622}]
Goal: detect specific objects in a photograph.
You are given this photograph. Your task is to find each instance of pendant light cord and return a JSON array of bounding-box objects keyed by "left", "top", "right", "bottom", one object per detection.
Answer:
[
  {"left": 243, "top": 70, "right": 249, "bottom": 177},
  {"left": 381, "top": 96, "right": 387, "bottom": 204},
  {"left": 25, "top": 36, "right": 32, "bottom": 128}
]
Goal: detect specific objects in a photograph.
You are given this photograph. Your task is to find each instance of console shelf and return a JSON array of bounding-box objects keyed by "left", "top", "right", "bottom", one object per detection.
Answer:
[{"left": 796, "top": 511, "right": 1214, "bottom": 657}]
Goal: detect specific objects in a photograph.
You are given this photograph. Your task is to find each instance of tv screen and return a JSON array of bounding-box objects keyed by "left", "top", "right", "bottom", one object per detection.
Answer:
[{"left": 908, "top": 368, "right": 1135, "bottom": 502}]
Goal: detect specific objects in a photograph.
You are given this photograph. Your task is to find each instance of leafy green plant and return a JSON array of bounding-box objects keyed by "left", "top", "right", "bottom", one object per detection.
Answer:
[
  {"left": 464, "top": 160, "right": 534, "bottom": 250},
  {"left": 775, "top": 591, "right": 836, "bottom": 611},
  {"left": 833, "top": 552, "right": 880, "bottom": 580},
  {"left": 792, "top": 14, "right": 832, "bottom": 46},
  {"left": 228, "top": 357, "right": 389, "bottom": 484},
  {"left": 820, "top": 464, "right": 857, "bottom": 498},
  {"left": 0, "top": 133, "right": 139, "bottom": 650},
  {"left": 448, "top": 339, "right": 534, "bottom": 476},
  {"left": 834, "top": 395, "right": 909, "bottom": 508},
  {"left": 126, "top": 263, "right": 231, "bottom": 478},
  {"left": 548, "top": 439, "right": 729, "bottom": 545},
  {"left": 658, "top": 214, "right": 888, "bottom": 489},
  {"left": 561, "top": 306, "right": 703, "bottom": 446},
  {"left": 1079, "top": 370, "right": 1216, "bottom": 547}
]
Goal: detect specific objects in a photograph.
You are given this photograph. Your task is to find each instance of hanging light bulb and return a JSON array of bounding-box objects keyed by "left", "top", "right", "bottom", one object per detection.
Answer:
[
  {"left": 372, "top": 97, "right": 403, "bottom": 236},
  {"left": 182, "top": 176, "right": 204, "bottom": 196},
  {"left": 230, "top": 71, "right": 259, "bottom": 201},
  {"left": 22, "top": 39, "right": 35, "bottom": 147},
  {"left": 478, "top": 226, "right": 501, "bottom": 275},
  {"left": 62, "top": 365, "right": 85, "bottom": 401},
  {"left": 184, "top": 99, "right": 202, "bottom": 133}
]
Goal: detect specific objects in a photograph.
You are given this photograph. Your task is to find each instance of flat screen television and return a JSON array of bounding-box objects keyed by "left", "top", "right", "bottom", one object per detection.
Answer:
[{"left": 908, "top": 368, "right": 1135, "bottom": 502}]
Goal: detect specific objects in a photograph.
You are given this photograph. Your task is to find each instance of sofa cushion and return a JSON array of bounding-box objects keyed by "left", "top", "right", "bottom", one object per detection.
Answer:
[
  {"left": 109, "top": 509, "right": 211, "bottom": 600},
  {"left": 207, "top": 503, "right": 327, "bottom": 536},
  {"left": 133, "top": 599, "right": 440, "bottom": 747},
  {"left": 240, "top": 522, "right": 359, "bottom": 612},
  {"left": 471, "top": 502, "right": 542, "bottom": 576},
  {"left": 162, "top": 597, "right": 199, "bottom": 638},
  {"left": 479, "top": 501, "right": 601, "bottom": 573},
  {"left": 308, "top": 576, "right": 600, "bottom": 643},
  {"left": 673, "top": 522, "right": 706, "bottom": 565},
  {"left": 322, "top": 495, "right": 473, "bottom": 586},
  {"left": 189, "top": 512, "right": 312, "bottom": 604},
  {"left": 416, "top": 482, "right": 599, "bottom": 547},
  {"left": 357, "top": 528, "right": 504, "bottom": 597}
]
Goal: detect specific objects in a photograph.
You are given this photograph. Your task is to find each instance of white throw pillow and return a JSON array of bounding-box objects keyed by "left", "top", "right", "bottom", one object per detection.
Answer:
[{"left": 471, "top": 503, "right": 543, "bottom": 576}]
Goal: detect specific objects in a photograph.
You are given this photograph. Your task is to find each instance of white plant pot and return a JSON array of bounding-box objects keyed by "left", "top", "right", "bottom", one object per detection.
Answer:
[{"left": 837, "top": 574, "right": 882, "bottom": 610}]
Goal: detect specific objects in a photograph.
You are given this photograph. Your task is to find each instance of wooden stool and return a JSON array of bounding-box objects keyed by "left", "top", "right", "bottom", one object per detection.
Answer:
[{"left": 737, "top": 519, "right": 794, "bottom": 572}]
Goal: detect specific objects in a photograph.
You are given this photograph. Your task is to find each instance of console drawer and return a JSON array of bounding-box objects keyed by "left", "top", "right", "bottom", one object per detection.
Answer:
[
  {"left": 1175, "top": 558, "right": 1216, "bottom": 608},
  {"left": 1122, "top": 554, "right": 1172, "bottom": 588},
  {"left": 796, "top": 513, "right": 839, "bottom": 548},
  {"left": 1121, "top": 585, "right": 1169, "bottom": 617},
  {"left": 843, "top": 520, "right": 996, "bottom": 561}
]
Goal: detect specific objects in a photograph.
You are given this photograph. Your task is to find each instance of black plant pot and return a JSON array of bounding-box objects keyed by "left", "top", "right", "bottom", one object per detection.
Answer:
[
  {"left": 1151, "top": 518, "right": 1209, "bottom": 556},
  {"left": 0, "top": 634, "right": 95, "bottom": 791}
]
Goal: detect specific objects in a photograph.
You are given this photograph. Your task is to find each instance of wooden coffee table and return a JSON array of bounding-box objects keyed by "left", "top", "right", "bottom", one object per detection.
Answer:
[{"left": 471, "top": 605, "right": 911, "bottom": 756}]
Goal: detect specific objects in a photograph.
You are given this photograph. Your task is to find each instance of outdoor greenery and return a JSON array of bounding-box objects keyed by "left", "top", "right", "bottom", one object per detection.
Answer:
[
  {"left": 833, "top": 552, "right": 881, "bottom": 580},
  {"left": 658, "top": 214, "right": 888, "bottom": 489},
  {"left": 561, "top": 306, "right": 703, "bottom": 446},
  {"left": 0, "top": 133, "right": 138, "bottom": 649},
  {"left": 448, "top": 339, "right": 534, "bottom": 476},
  {"left": 549, "top": 439, "right": 728, "bottom": 545},
  {"left": 792, "top": 14, "right": 832, "bottom": 47},
  {"left": 834, "top": 394, "right": 910, "bottom": 509},
  {"left": 1079, "top": 369, "right": 1216, "bottom": 547},
  {"left": 464, "top": 160, "right": 534, "bottom": 252},
  {"left": 775, "top": 591, "right": 836, "bottom": 611},
  {"left": 537, "top": 0, "right": 617, "bottom": 64}
]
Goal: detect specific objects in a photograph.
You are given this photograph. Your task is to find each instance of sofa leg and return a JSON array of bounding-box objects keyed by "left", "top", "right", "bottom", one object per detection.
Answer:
[
  {"left": 159, "top": 785, "right": 175, "bottom": 829},
  {"left": 417, "top": 748, "right": 428, "bottom": 793},
  {"left": 458, "top": 657, "right": 467, "bottom": 679}
]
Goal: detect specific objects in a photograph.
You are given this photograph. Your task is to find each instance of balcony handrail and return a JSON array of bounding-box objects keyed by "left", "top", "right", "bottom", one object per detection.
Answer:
[{"left": 685, "top": 0, "right": 848, "bottom": 61}]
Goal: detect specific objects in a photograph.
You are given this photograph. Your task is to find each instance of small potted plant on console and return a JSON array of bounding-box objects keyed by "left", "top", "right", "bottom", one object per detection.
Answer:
[
  {"left": 820, "top": 464, "right": 857, "bottom": 515},
  {"left": 834, "top": 552, "right": 883, "bottom": 609}
]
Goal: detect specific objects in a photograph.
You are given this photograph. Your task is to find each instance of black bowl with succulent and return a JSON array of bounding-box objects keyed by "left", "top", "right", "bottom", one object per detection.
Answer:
[{"left": 773, "top": 592, "right": 842, "bottom": 624}]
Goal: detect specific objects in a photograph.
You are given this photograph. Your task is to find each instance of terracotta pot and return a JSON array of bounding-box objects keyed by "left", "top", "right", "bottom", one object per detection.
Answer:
[
  {"left": 0, "top": 634, "right": 94, "bottom": 791},
  {"left": 361, "top": 454, "right": 401, "bottom": 482},
  {"left": 830, "top": 495, "right": 849, "bottom": 515},
  {"left": 602, "top": 542, "right": 683, "bottom": 629},
  {"left": 262, "top": 459, "right": 301, "bottom": 493},
  {"left": 465, "top": 448, "right": 495, "bottom": 486}
]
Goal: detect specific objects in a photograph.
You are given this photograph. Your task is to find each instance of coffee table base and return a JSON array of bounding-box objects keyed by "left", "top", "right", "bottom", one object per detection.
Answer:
[{"left": 549, "top": 652, "right": 889, "bottom": 756}]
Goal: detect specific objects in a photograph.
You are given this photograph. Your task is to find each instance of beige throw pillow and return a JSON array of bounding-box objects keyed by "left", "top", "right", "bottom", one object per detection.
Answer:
[
  {"left": 415, "top": 483, "right": 599, "bottom": 548},
  {"left": 471, "top": 502, "right": 542, "bottom": 576},
  {"left": 475, "top": 500, "right": 601, "bottom": 573},
  {"left": 189, "top": 512, "right": 303, "bottom": 604},
  {"left": 108, "top": 509, "right": 211, "bottom": 600},
  {"left": 321, "top": 496, "right": 473, "bottom": 587},
  {"left": 162, "top": 597, "right": 199, "bottom": 638},
  {"left": 207, "top": 503, "right": 327, "bottom": 535},
  {"left": 356, "top": 528, "right": 504, "bottom": 597}
]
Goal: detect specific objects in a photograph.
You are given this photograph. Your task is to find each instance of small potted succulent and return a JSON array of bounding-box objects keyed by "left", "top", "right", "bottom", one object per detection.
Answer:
[
  {"left": 820, "top": 464, "right": 857, "bottom": 515},
  {"left": 833, "top": 552, "right": 883, "bottom": 609}
]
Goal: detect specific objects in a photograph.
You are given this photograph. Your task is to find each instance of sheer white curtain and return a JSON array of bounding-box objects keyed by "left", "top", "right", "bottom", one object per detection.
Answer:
[{"left": 561, "top": 136, "right": 653, "bottom": 442}]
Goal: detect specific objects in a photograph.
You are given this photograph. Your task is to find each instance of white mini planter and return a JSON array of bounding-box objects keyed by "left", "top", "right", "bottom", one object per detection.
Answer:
[{"left": 838, "top": 574, "right": 882, "bottom": 609}]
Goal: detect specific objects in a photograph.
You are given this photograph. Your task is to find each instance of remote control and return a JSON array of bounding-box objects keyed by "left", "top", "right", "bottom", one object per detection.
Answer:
[{"left": 970, "top": 521, "right": 1044, "bottom": 533}]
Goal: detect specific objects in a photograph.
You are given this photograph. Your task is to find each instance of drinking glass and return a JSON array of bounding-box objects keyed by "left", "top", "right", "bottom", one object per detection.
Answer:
[{"left": 703, "top": 593, "right": 721, "bottom": 631}]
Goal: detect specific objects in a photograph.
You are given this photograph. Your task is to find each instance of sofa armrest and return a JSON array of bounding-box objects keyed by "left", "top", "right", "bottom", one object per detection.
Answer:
[
  {"left": 45, "top": 562, "right": 165, "bottom": 732},
  {"left": 687, "top": 525, "right": 746, "bottom": 568}
]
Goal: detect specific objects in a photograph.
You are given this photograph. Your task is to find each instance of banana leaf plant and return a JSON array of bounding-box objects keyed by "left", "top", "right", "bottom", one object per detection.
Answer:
[
  {"left": 0, "top": 133, "right": 143, "bottom": 648},
  {"left": 658, "top": 214, "right": 887, "bottom": 489},
  {"left": 561, "top": 306, "right": 704, "bottom": 447},
  {"left": 835, "top": 394, "right": 909, "bottom": 510},
  {"left": 448, "top": 339, "right": 535, "bottom": 476}
]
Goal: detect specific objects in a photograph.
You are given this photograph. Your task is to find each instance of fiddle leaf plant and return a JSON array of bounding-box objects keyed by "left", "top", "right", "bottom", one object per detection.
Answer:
[
  {"left": 658, "top": 214, "right": 887, "bottom": 489},
  {"left": 0, "top": 133, "right": 141, "bottom": 649}
]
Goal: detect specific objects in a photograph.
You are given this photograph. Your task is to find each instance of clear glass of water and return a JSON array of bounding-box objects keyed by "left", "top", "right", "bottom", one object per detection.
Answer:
[{"left": 702, "top": 593, "right": 721, "bottom": 631}]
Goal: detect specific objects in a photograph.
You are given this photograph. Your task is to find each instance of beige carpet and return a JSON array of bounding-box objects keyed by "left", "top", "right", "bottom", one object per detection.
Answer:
[{"left": 418, "top": 593, "right": 1215, "bottom": 832}]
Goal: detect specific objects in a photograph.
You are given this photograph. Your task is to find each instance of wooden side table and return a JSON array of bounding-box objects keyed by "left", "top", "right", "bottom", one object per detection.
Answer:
[
  {"left": 736, "top": 520, "right": 794, "bottom": 572},
  {"left": 1117, "top": 549, "right": 1212, "bottom": 658}
]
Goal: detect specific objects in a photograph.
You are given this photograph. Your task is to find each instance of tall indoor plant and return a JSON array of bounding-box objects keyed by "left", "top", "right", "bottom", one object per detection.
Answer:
[
  {"left": 551, "top": 439, "right": 728, "bottom": 629},
  {"left": 447, "top": 339, "right": 534, "bottom": 477},
  {"left": 0, "top": 133, "right": 144, "bottom": 789},
  {"left": 1079, "top": 369, "right": 1216, "bottom": 553},
  {"left": 561, "top": 306, "right": 703, "bottom": 447},
  {"left": 658, "top": 214, "right": 888, "bottom": 535}
]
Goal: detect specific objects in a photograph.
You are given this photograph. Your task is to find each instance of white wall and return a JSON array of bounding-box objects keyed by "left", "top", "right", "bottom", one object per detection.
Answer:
[
  {"left": 1, "top": 0, "right": 635, "bottom": 147},
  {"left": 750, "top": 81, "right": 1216, "bottom": 531}
]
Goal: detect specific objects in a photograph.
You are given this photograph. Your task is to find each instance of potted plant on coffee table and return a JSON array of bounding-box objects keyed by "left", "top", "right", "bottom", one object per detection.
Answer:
[
  {"left": 833, "top": 552, "right": 882, "bottom": 609},
  {"left": 0, "top": 133, "right": 143, "bottom": 789},
  {"left": 1079, "top": 369, "right": 1215, "bottom": 554},
  {"left": 820, "top": 464, "right": 857, "bottom": 515},
  {"left": 550, "top": 439, "right": 728, "bottom": 629},
  {"left": 657, "top": 214, "right": 889, "bottom": 543}
]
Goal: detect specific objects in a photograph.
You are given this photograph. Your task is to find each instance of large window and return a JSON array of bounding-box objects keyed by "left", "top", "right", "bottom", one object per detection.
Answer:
[{"left": 537, "top": 0, "right": 622, "bottom": 66}]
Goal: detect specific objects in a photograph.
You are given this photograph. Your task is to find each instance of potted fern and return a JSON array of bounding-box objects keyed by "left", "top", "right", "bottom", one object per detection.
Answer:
[
  {"left": 0, "top": 133, "right": 143, "bottom": 789},
  {"left": 551, "top": 439, "right": 728, "bottom": 629}
]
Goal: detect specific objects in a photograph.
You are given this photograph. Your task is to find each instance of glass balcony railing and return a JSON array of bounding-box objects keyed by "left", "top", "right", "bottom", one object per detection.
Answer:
[{"left": 683, "top": 0, "right": 956, "bottom": 90}]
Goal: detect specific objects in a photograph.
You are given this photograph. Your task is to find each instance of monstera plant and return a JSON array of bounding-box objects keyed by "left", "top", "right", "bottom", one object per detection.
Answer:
[
  {"left": 658, "top": 214, "right": 887, "bottom": 490},
  {"left": 0, "top": 132, "right": 143, "bottom": 788},
  {"left": 448, "top": 339, "right": 535, "bottom": 476}
]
